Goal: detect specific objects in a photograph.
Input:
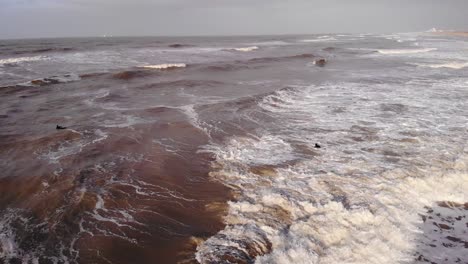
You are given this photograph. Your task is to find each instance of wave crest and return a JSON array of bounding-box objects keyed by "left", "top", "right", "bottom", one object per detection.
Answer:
[
  {"left": 415, "top": 62, "right": 468, "bottom": 69},
  {"left": 377, "top": 48, "right": 437, "bottom": 55},
  {"left": 141, "top": 63, "right": 187, "bottom": 70},
  {"left": 0, "top": 56, "right": 45, "bottom": 66},
  {"left": 233, "top": 46, "right": 259, "bottom": 52}
]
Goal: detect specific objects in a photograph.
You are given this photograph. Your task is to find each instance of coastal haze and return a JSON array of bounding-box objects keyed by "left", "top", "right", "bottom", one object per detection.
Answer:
[{"left": 1, "top": 1, "right": 468, "bottom": 264}]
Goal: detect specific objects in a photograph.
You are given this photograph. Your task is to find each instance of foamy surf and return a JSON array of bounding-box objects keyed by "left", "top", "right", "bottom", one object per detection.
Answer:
[
  {"left": 141, "top": 63, "right": 186, "bottom": 70},
  {"left": 377, "top": 48, "right": 437, "bottom": 55},
  {"left": 0, "top": 56, "right": 46, "bottom": 66},
  {"left": 414, "top": 62, "right": 468, "bottom": 69},
  {"left": 196, "top": 79, "right": 468, "bottom": 263},
  {"left": 197, "top": 136, "right": 468, "bottom": 264},
  {"left": 233, "top": 46, "right": 259, "bottom": 52}
]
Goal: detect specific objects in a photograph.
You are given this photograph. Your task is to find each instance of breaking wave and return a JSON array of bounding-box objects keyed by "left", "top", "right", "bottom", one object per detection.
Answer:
[
  {"left": 377, "top": 48, "right": 437, "bottom": 55},
  {"left": 414, "top": 61, "right": 468, "bottom": 69},
  {"left": 232, "top": 46, "right": 259, "bottom": 52},
  {"left": 0, "top": 56, "right": 46, "bottom": 66},
  {"left": 112, "top": 64, "right": 186, "bottom": 80},
  {"left": 140, "top": 63, "right": 187, "bottom": 70},
  {"left": 196, "top": 80, "right": 468, "bottom": 263}
]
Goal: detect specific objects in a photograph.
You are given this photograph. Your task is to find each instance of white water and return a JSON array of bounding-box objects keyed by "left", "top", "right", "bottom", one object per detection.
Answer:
[
  {"left": 141, "top": 63, "right": 186, "bottom": 69},
  {"left": 414, "top": 61, "right": 468, "bottom": 69},
  {"left": 197, "top": 78, "right": 468, "bottom": 263},
  {"left": 233, "top": 46, "right": 259, "bottom": 52},
  {"left": 377, "top": 48, "right": 437, "bottom": 55},
  {"left": 0, "top": 56, "right": 46, "bottom": 66}
]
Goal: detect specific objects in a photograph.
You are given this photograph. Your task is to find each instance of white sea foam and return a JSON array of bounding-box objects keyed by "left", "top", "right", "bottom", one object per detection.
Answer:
[
  {"left": 0, "top": 209, "right": 65, "bottom": 263},
  {"left": 414, "top": 62, "right": 468, "bottom": 69},
  {"left": 197, "top": 79, "right": 468, "bottom": 263},
  {"left": 101, "top": 115, "right": 148, "bottom": 128},
  {"left": 178, "top": 104, "right": 203, "bottom": 129},
  {"left": 141, "top": 63, "right": 186, "bottom": 70},
  {"left": 200, "top": 135, "right": 296, "bottom": 167},
  {"left": 257, "top": 165, "right": 467, "bottom": 264},
  {"left": 0, "top": 215, "right": 20, "bottom": 259},
  {"left": 199, "top": 137, "right": 468, "bottom": 264},
  {"left": 377, "top": 48, "right": 437, "bottom": 55},
  {"left": 0, "top": 56, "right": 45, "bottom": 66},
  {"left": 233, "top": 46, "right": 259, "bottom": 52},
  {"left": 0, "top": 210, "right": 34, "bottom": 262},
  {"left": 38, "top": 129, "right": 109, "bottom": 164}
]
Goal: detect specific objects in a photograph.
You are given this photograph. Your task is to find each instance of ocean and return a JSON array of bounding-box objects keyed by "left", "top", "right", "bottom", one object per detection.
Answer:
[{"left": 0, "top": 33, "right": 467, "bottom": 264}]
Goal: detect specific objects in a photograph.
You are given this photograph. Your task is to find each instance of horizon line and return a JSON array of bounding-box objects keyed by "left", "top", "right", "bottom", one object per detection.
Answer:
[
  {"left": 0, "top": 30, "right": 431, "bottom": 41},
  {"left": 0, "top": 28, "right": 465, "bottom": 41}
]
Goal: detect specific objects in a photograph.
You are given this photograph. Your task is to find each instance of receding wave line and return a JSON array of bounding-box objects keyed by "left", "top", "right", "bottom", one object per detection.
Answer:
[{"left": 377, "top": 48, "right": 437, "bottom": 55}]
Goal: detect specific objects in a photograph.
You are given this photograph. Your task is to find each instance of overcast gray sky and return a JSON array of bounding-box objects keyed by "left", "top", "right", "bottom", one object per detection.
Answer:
[{"left": 1, "top": 0, "right": 467, "bottom": 39}]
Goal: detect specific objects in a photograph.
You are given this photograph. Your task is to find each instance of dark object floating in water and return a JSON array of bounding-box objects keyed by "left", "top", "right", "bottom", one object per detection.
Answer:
[
  {"left": 168, "top": 44, "right": 193, "bottom": 48},
  {"left": 315, "top": 143, "right": 321, "bottom": 148},
  {"left": 314, "top": 59, "right": 327, "bottom": 67},
  {"left": 56, "top": 125, "right": 67, "bottom": 130},
  {"left": 169, "top": 44, "right": 184, "bottom": 48},
  {"left": 323, "top": 47, "right": 336, "bottom": 52}
]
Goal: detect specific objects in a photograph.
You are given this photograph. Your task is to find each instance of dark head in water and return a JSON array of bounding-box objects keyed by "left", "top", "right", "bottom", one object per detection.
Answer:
[
  {"left": 315, "top": 143, "right": 321, "bottom": 148},
  {"left": 314, "top": 59, "right": 327, "bottom": 67},
  {"left": 56, "top": 125, "right": 67, "bottom": 130}
]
